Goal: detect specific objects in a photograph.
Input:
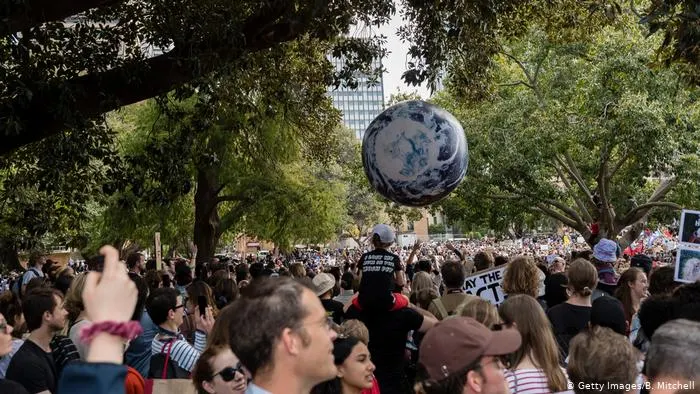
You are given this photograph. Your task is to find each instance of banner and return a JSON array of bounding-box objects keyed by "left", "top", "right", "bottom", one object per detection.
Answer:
[{"left": 463, "top": 265, "right": 507, "bottom": 305}]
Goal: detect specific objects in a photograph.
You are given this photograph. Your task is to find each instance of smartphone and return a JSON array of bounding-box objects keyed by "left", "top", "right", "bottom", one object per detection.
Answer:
[{"left": 198, "top": 295, "right": 207, "bottom": 316}]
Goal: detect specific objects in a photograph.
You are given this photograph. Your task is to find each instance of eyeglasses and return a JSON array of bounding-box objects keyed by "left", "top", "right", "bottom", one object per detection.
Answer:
[
  {"left": 174, "top": 304, "right": 185, "bottom": 310},
  {"left": 213, "top": 363, "right": 245, "bottom": 382}
]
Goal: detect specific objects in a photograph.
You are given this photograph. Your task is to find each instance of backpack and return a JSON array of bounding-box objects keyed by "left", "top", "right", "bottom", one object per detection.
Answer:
[
  {"left": 12, "top": 268, "right": 41, "bottom": 298},
  {"left": 148, "top": 339, "right": 190, "bottom": 379},
  {"left": 432, "top": 298, "right": 451, "bottom": 320}
]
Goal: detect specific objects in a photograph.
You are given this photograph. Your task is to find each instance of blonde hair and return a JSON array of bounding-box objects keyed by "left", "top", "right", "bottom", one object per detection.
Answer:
[
  {"left": 340, "top": 319, "right": 369, "bottom": 345},
  {"left": 502, "top": 256, "right": 540, "bottom": 298},
  {"left": 567, "top": 258, "right": 598, "bottom": 297},
  {"left": 411, "top": 271, "right": 434, "bottom": 294},
  {"left": 457, "top": 298, "right": 500, "bottom": 328},
  {"left": 499, "top": 295, "right": 568, "bottom": 392},
  {"left": 568, "top": 326, "right": 638, "bottom": 394},
  {"left": 64, "top": 273, "right": 89, "bottom": 324}
]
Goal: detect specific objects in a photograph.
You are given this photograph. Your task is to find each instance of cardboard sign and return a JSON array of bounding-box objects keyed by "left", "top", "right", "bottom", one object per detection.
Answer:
[
  {"left": 155, "top": 232, "right": 162, "bottom": 270},
  {"left": 675, "top": 209, "right": 700, "bottom": 283},
  {"left": 674, "top": 247, "right": 700, "bottom": 283},
  {"left": 463, "top": 265, "right": 507, "bottom": 305},
  {"left": 679, "top": 209, "right": 700, "bottom": 244}
]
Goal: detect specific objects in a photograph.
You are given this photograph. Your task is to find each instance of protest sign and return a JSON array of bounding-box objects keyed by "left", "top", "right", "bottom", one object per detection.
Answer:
[
  {"left": 675, "top": 209, "right": 700, "bottom": 282},
  {"left": 675, "top": 246, "right": 700, "bottom": 283},
  {"left": 463, "top": 265, "right": 507, "bottom": 305},
  {"left": 679, "top": 209, "right": 700, "bottom": 244},
  {"left": 155, "top": 232, "right": 162, "bottom": 270}
]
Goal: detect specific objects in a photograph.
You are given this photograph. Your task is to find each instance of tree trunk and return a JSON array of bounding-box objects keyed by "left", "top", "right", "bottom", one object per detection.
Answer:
[
  {"left": 193, "top": 169, "right": 222, "bottom": 263},
  {"left": 0, "top": 239, "right": 21, "bottom": 271}
]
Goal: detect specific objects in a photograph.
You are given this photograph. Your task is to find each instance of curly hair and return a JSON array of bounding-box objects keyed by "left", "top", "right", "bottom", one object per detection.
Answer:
[{"left": 502, "top": 256, "right": 540, "bottom": 298}]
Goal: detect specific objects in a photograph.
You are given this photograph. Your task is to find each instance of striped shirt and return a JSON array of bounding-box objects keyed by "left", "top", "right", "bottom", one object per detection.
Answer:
[
  {"left": 151, "top": 330, "right": 206, "bottom": 373},
  {"left": 506, "top": 368, "right": 558, "bottom": 394}
]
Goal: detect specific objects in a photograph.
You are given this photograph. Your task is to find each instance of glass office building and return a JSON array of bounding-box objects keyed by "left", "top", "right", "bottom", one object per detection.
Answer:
[{"left": 328, "top": 56, "right": 385, "bottom": 140}]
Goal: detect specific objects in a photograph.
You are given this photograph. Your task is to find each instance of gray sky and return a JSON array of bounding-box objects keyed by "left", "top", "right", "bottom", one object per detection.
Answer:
[{"left": 377, "top": 6, "right": 431, "bottom": 103}]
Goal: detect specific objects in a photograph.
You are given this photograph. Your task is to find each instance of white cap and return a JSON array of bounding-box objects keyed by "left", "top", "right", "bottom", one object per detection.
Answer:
[{"left": 372, "top": 224, "right": 396, "bottom": 244}]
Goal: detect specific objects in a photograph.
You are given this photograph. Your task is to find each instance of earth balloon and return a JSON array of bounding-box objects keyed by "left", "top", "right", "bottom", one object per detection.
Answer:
[{"left": 362, "top": 100, "right": 468, "bottom": 207}]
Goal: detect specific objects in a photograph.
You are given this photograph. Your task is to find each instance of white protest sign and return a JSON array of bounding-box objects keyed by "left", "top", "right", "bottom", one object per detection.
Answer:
[{"left": 463, "top": 265, "right": 507, "bottom": 305}]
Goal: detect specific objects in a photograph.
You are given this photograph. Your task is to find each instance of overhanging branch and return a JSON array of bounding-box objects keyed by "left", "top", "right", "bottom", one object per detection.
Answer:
[{"left": 0, "top": 1, "right": 329, "bottom": 155}]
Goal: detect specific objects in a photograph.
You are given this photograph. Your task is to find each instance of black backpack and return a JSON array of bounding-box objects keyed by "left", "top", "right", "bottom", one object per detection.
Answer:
[{"left": 148, "top": 339, "right": 190, "bottom": 379}]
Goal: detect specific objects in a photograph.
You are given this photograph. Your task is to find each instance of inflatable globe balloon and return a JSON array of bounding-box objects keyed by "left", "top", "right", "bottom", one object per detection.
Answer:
[{"left": 362, "top": 100, "right": 468, "bottom": 207}]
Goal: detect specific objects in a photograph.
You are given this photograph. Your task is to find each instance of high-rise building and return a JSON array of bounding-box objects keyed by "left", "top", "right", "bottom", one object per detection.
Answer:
[{"left": 328, "top": 56, "right": 385, "bottom": 140}]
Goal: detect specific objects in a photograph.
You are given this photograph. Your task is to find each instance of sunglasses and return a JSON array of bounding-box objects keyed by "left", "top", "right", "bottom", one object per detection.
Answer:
[{"left": 213, "top": 363, "right": 245, "bottom": 382}]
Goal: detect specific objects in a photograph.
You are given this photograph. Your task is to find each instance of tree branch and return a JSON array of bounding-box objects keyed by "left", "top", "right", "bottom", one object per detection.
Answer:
[
  {"left": 1, "top": 0, "right": 125, "bottom": 36},
  {"left": 0, "top": 1, "right": 328, "bottom": 155},
  {"left": 617, "top": 177, "right": 678, "bottom": 226},
  {"left": 500, "top": 51, "right": 533, "bottom": 82},
  {"left": 608, "top": 151, "right": 631, "bottom": 179},
  {"left": 543, "top": 198, "right": 588, "bottom": 230},
  {"left": 497, "top": 81, "right": 534, "bottom": 89},
  {"left": 555, "top": 154, "right": 596, "bottom": 207},
  {"left": 597, "top": 145, "right": 615, "bottom": 235},
  {"left": 533, "top": 204, "right": 580, "bottom": 229},
  {"left": 553, "top": 161, "right": 594, "bottom": 223},
  {"left": 219, "top": 198, "right": 257, "bottom": 233},
  {"left": 216, "top": 194, "right": 245, "bottom": 204}
]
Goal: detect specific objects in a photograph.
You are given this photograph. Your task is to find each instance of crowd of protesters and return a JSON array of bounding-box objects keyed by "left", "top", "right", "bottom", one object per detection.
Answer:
[{"left": 0, "top": 224, "right": 697, "bottom": 394}]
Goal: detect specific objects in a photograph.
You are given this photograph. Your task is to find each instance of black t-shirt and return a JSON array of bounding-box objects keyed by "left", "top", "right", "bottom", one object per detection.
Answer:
[
  {"left": 321, "top": 298, "right": 345, "bottom": 325},
  {"left": 357, "top": 249, "right": 402, "bottom": 310},
  {"left": 6, "top": 339, "right": 58, "bottom": 394},
  {"left": 547, "top": 302, "right": 592, "bottom": 361},
  {"left": 345, "top": 305, "right": 423, "bottom": 394},
  {"left": 0, "top": 378, "right": 30, "bottom": 394}
]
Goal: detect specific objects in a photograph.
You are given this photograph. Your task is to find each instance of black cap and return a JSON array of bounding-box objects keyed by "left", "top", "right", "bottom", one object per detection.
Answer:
[{"left": 631, "top": 254, "right": 653, "bottom": 275}]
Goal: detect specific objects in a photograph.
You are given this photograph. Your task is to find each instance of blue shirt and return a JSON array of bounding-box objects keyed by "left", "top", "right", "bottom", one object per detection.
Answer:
[
  {"left": 124, "top": 310, "right": 158, "bottom": 377},
  {"left": 58, "top": 362, "right": 126, "bottom": 394},
  {"left": 246, "top": 382, "right": 273, "bottom": 394}
]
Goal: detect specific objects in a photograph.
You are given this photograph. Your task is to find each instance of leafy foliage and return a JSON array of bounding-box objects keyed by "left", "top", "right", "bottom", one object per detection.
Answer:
[{"left": 436, "top": 20, "right": 700, "bottom": 245}]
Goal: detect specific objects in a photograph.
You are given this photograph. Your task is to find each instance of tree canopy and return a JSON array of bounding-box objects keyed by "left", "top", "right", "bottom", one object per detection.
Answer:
[
  {"left": 4, "top": 0, "right": 698, "bottom": 156},
  {"left": 435, "top": 19, "right": 700, "bottom": 245}
]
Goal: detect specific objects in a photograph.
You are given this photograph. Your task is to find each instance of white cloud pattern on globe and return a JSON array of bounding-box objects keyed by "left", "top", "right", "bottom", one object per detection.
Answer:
[{"left": 362, "top": 100, "right": 469, "bottom": 207}]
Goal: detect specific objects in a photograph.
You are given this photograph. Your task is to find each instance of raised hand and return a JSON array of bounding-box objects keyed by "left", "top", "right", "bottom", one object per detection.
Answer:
[{"left": 82, "top": 245, "right": 137, "bottom": 324}]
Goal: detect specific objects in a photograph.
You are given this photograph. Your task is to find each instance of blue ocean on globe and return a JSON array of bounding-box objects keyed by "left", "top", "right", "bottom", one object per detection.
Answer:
[{"left": 362, "top": 100, "right": 469, "bottom": 207}]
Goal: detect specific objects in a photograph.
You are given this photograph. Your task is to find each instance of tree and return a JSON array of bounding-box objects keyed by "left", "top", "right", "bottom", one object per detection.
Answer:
[
  {"left": 435, "top": 21, "right": 700, "bottom": 247},
  {"left": 342, "top": 141, "right": 385, "bottom": 246},
  {"left": 89, "top": 37, "right": 349, "bottom": 260},
  {"left": 0, "top": 1, "right": 393, "bottom": 155},
  {"left": 0, "top": 122, "right": 116, "bottom": 268},
  {"left": 1, "top": 0, "right": 663, "bottom": 156}
]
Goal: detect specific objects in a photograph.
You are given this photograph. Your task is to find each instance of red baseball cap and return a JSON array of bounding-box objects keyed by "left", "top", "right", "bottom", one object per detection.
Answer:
[{"left": 419, "top": 317, "right": 521, "bottom": 380}]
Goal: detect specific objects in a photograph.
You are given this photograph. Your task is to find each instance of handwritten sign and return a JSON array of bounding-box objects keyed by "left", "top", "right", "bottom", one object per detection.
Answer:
[
  {"left": 155, "top": 232, "right": 162, "bottom": 270},
  {"left": 463, "top": 265, "right": 507, "bottom": 305}
]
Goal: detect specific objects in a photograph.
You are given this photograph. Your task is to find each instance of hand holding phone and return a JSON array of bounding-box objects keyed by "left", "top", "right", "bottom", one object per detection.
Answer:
[{"left": 198, "top": 295, "right": 207, "bottom": 316}]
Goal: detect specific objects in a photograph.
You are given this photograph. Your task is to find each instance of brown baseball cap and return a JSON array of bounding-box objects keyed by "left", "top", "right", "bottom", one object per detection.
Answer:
[{"left": 418, "top": 317, "right": 522, "bottom": 381}]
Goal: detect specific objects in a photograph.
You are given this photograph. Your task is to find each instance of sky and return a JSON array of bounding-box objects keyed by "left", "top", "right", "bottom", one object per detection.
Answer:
[{"left": 377, "top": 6, "right": 431, "bottom": 103}]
